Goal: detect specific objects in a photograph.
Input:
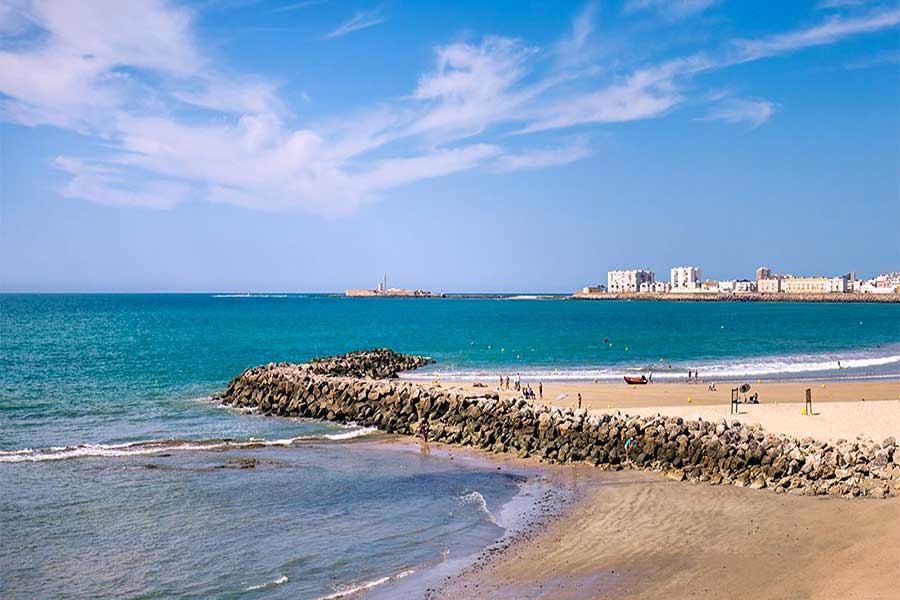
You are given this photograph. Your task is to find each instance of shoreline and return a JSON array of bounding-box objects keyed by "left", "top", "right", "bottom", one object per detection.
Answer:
[
  {"left": 215, "top": 351, "right": 900, "bottom": 598},
  {"left": 434, "top": 466, "right": 900, "bottom": 600},
  {"left": 373, "top": 437, "right": 900, "bottom": 600}
]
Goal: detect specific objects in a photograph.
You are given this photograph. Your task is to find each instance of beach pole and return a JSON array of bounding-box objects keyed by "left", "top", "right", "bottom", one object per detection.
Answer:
[
  {"left": 805, "top": 388, "right": 813, "bottom": 416},
  {"left": 731, "top": 387, "right": 739, "bottom": 414}
]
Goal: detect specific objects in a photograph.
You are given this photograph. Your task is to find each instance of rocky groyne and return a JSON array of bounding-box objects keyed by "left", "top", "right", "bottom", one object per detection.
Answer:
[{"left": 217, "top": 350, "right": 900, "bottom": 499}]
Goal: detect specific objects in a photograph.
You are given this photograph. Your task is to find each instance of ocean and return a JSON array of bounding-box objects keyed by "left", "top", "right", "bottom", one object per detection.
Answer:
[{"left": 1, "top": 294, "right": 898, "bottom": 598}]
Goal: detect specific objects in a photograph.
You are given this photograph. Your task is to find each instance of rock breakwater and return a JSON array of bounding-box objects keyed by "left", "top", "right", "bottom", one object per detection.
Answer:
[{"left": 217, "top": 350, "right": 900, "bottom": 498}]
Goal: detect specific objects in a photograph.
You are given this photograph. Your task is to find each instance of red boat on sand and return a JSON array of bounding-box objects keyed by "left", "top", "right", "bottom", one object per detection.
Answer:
[{"left": 624, "top": 375, "right": 649, "bottom": 385}]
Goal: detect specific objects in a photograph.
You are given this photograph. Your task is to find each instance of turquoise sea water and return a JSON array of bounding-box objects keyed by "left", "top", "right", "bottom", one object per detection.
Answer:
[{"left": 1, "top": 294, "right": 898, "bottom": 598}]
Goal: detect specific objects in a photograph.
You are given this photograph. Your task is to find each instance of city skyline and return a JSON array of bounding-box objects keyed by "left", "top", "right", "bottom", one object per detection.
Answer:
[{"left": 1, "top": 0, "right": 898, "bottom": 292}]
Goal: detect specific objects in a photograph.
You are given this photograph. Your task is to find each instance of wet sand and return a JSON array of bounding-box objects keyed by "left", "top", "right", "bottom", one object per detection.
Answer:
[
  {"left": 414, "top": 379, "right": 900, "bottom": 599},
  {"left": 436, "top": 468, "right": 900, "bottom": 600}
]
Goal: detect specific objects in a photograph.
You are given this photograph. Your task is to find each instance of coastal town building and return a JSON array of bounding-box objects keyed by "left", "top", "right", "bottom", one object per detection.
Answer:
[
  {"left": 639, "top": 281, "right": 671, "bottom": 293},
  {"left": 608, "top": 269, "right": 654, "bottom": 293},
  {"left": 720, "top": 279, "right": 756, "bottom": 293},
  {"left": 580, "top": 266, "right": 897, "bottom": 298},
  {"left": 670, "top": 266, "right": 701, "bottom": 291},
  {"left": 757, "top": 277, "right": 782, "bottom": 293},
  {"left": 825, "top": 276, "right": 849, "bottom": 293},
  {"left": 859, "top": 272, "right": 900, "bottom": 294},
  {"left": 782, "top": 276, "right": 830, "bottom": 294}
]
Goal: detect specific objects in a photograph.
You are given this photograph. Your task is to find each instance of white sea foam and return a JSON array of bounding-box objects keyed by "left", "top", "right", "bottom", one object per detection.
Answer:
[
  {"left": 400, "top": 348, "right": 900, "bottom": 382},
  {"left": 244, "top": 575, "right": 288, "bottom": 591},
  {"left": 322, "top": 426, "right": 378, "bottom": 441},
  {"left": 0, "top": 427, "right": 379, "bottom": 463},
  {"left": 211, "top": 294, "right": 290, "bottom": 298},
  {"left": 460, "top": 490, "right": 498, "bottom": 525},
  {"left": 316, "top": 569, "right": 414, "bottom": 600}
]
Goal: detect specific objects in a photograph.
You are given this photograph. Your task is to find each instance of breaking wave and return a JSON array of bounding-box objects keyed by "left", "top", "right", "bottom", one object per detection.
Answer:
[
  {"left": 316, "top": 568, "right": 415, "bottom": 599},
  {"left": 401, "top": 346, "right": 900, "bottom": 382},
  {"left": 244, "top": 575, "right": 288, "bottom": 591},
  {"left": 460, "top": 490, "right": 498, "bottom": 525},
  {"left": 0, "top": 427, "right": 378, "bottom": 463}
]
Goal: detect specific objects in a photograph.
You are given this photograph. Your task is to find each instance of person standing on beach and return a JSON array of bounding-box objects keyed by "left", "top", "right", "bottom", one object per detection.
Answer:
[
  {"left": 688, "top": 369, "right": 692, "bottom": 381},
  {"left": 577, "top": 393, "right": 582, "bottom": 409},
  {"left": 539, "top": 381, "right": 543, "bottom": 399},
  {"left": 499, "top": 374, "right": 503, "bottom": 389}
]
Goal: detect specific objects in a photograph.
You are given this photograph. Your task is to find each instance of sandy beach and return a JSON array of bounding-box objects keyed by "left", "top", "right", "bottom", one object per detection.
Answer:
[
  {"left": 443, "top": 380, "right": 900, "bottom": 442},
  {"left": 437, "top": 467, "right": 900, "bottom": 600},
  {"left": 419, "top": 378, "right": 900, "bottom": 599}
]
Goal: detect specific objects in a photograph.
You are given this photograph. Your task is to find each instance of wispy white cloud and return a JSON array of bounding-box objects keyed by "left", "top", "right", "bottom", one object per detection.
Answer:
[
  {"left": 494, "top": 137, "right": 591, "bottom": 172},
  {"left": 700, "top": 97, "right": 777, "bottom": 128},
  {"left": 843, "top": 49, "right": 900, "bottom": 69},
  {"left": 322, "top": 8, "right": 384, "bottom": 39},
  {"left": 0, "top": 1, "right": 896, "bottom": 216},
  {"left": 817, "top": 0, "right": 867, "bottom": 9},
  {"left": 555, "top": 2, "right": 598, "bottom": 64},
  {"left": 623, "top": 0, "right": 720, "bottom": 19},
  {"left": 274, "top": 0, "right": 326, "bottom": 12},
  {"left": 733, "top": 8, "right": 900, "bottom": 61}
]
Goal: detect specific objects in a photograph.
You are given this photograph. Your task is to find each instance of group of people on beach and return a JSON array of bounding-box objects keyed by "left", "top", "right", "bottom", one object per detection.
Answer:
[{"left": 499, "top": 373, "right": 542, "bottom": 400}]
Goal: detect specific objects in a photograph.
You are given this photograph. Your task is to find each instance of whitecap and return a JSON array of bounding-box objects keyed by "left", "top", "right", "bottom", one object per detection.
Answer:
[{"left": 243, "top": 574, "right": 288, "bottom": 591}]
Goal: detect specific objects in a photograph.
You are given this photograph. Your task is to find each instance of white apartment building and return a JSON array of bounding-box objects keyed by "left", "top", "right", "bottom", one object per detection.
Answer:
[
  {"left": 608, "top": 270, "right": 654, "bottom": 293},
  {"left": 825, "top": 276, "right": 849, "bottom": 293},
  {"left": 639, "top": 281, "right": 671, "bottom": 293},
  {"left": 670, "top": 266, "right": 701, "bottom": 290}
]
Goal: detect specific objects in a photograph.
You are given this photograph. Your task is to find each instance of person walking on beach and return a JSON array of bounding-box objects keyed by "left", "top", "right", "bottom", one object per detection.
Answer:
[
  {"left": 538, "top": 381, "right": 543, "bottom": 400},
  {"left": 688, "top": 369, "right": 692, "bottom": 381},
  {"left": 499, "top": 374, "right": 503, "bottom": 389},
  {"left": 577, "top": 393, "right": 582, "bottom": 410}
]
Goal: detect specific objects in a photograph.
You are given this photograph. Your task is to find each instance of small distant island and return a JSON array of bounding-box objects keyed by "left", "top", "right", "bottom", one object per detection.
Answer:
[{"left": 346, "top": 274, "right": 444, "bottom": 298}]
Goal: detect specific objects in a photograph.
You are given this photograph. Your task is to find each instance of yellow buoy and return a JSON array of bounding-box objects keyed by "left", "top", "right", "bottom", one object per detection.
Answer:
[
  {"left": 757, "top": 378, "right": 761, "bottom": 384},
  {"left": 687, "top": 397, "right": 692, "bottom": 403},
  {"left": 800, "top": 408, "right": 807, "bottom": 415},
  {"left": 821, "top": 383, "right": 826, "bottom": 389},
  {"left": 631, "top": 385, "right": 636, "bottom": 389}
]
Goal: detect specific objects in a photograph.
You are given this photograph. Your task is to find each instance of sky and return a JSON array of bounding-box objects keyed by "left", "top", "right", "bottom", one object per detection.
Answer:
[{"left": 0, "top": 0, "right": 898, "bottom": 292}]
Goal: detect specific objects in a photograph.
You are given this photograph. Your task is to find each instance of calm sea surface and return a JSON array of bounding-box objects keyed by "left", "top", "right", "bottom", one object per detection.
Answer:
[{"left": 2, "top": 294, "right": 898, "bottom": 598}]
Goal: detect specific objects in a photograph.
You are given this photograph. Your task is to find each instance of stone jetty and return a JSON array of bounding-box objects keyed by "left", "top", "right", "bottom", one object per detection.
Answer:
[{"left": 217, "top": 349, "right": 900, "bottom": 499}]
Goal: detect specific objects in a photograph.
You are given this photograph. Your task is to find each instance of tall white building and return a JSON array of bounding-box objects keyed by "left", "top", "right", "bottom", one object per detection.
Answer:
[
  {"left": 608, "top": 270, "right": 654, "bottom": 293},
  {"left": 670, "top": 266, "right": 701, "bottom": 290}
]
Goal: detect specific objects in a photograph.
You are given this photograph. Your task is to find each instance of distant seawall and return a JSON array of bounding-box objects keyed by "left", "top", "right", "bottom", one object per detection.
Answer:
[
  {"left": 572, "top": 292, "right": 899, "bottom": 303},
  {"left": 217, "top": 350, "right": 899, "bottom": 499}
]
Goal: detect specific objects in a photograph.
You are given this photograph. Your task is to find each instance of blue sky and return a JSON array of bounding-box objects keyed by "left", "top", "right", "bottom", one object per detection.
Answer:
[{"left": 1, "top": 0, "right": 897, "bottom": 292}]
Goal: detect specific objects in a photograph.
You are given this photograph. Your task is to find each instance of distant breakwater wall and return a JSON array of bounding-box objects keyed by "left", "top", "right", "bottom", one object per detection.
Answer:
[
  {"left": 217, "top": 350, "right": 900, "bottom": 499},
  {"left": 572, "top": 292, "right": 900, "bottom": 303}
]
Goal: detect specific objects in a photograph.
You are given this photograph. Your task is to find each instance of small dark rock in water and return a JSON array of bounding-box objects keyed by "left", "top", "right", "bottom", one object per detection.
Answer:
[
  {"left": 215, "top": 457, "right": 259, "bottom": 469},
  {"left": 143, "top": 464, "right": 159, "bottom": 469}
]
